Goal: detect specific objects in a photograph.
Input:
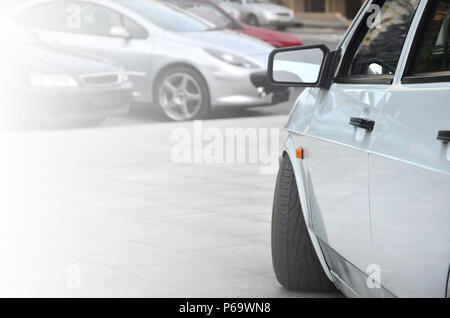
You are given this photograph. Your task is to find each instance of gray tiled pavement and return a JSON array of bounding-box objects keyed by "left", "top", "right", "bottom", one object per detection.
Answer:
[{"left": 4, "top": 115, "right": 342, "bottom": 297}]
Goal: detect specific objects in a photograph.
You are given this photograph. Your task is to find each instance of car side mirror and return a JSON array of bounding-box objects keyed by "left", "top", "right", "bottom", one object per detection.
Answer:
[
  {"left": 268, "top": 45, "right": 341, "bottom": 89},
  {"left": 110, "top": 26, "right": 131, "bottom": 39}
]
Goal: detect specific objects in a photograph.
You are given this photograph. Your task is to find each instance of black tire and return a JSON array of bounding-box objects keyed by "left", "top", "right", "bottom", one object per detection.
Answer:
[
  {"left": 154, "top": 66, "right": 210, "bottom": 121},
  {"left": 247, "top": 14, "right": 260, "bottom": 26},
  {"left": 272, "top": 154, "right": 336, "bottom": 292}
]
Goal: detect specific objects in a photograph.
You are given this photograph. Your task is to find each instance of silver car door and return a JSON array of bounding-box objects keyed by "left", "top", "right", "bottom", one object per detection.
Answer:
[
  {"left": 302, "top": 0, "right": 422, "bottom": 297},
  {"left": 368, "top": 0, "right": 450, "bottom": 298},
  {"left": 16, "top": 1, "right": 152, "bottom": 101}
]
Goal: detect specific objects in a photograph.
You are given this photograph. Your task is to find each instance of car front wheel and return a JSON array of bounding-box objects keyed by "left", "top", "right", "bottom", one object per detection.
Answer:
[
  {"left": 155, "top": 66, "right": 210, "bottom": 121},
  {"left": 272, "top": 153, "right": 336, "bottom": 292}
]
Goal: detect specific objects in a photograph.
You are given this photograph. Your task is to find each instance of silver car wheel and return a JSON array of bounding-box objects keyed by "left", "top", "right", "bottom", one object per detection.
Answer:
[{"left": 159, "top": 73, "right": 203, "bottom": 121}]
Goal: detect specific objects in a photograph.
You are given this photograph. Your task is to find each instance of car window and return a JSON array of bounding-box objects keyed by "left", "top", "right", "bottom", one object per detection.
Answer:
[
  {"left": 114, "top": 0, "right": 214, "bottom": 32},
  {"left": 122, "top": 16, "right": 148, "bottom": 39},
  {"left": 17, "top": 1, "right": 147, "bottom": 39},
  {"left": 75, "top": 3, "right": 122, "bottom": 37},
  {"left": 179, "top": 3, "right": 235, "bottom": 29},
  {"left": 409, "top": 0, "right": 449, "bottom": 75},
  {"left": 15, "top": 1, "right": 69, "bottom": 32},
  {"left": 342, "top": 0, "right": 420, "bottom": 78}
]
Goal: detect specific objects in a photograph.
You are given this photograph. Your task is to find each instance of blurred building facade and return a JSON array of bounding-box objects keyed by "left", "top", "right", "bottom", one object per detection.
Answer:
[{"left": 283, "top": 0, "right": 365, "bottom": 19}]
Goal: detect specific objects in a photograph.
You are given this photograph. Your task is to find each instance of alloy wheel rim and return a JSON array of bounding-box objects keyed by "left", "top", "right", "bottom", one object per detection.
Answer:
[{"left": 159, "top": 73, "right": 202, "bottom": 121}]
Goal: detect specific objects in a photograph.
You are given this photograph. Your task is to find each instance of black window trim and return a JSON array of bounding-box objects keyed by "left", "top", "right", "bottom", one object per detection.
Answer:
[
  {"left": 402, "top": 71, "right": 450, "bottom": 83},
  {"left": 402, "top": 0, "right": 449, "bottom": 84},
  {"left": 334, "top": 75, "right": 394, "bottom": 85}
]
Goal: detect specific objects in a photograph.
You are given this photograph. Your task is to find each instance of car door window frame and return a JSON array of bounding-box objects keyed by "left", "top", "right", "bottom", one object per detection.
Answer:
[
  {"left": 334, "top": 0, "right": 422, "bottom": 85},
  {"left": 402, "top": 0, "right": 450, "bottom": 84}
]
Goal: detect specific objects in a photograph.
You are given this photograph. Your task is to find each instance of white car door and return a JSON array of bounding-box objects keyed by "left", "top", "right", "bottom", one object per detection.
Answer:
[
  {"left": 368, "top": 0, "right": 450, "bottom": 298},
  {"left": 303, "top": 0, "right": 422, "bottom": 297},
  {"left": 16, "top": 0, "right": 152, "bottom": 101}
]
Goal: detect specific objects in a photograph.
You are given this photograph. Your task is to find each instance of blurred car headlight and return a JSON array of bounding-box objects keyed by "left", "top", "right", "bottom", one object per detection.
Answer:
[
  {"left": 262, "top": 10, "right": 277, "bottom": 20},
  {"left": 29, "top": 73, "right": 78, "bottom": 88},
  {"left": 204, "top": 49, "right": 258, "bottom": 68}
]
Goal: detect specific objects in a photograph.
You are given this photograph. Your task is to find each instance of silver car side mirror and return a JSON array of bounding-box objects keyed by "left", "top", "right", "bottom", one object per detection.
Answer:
[
  {"left": 268, "top": 45, "right": 340, "bottom": 89},
  {"left": 110, "top": 26, "right": 131, "bottom": 39}
]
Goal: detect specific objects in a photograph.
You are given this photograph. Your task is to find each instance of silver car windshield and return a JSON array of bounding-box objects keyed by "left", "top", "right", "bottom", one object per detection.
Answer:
[
  {"left": 116, "top": 0, "right": 214, "bottom": 31},
  {"left": 179, "top": 3, "right": 234, "bottom": 30}
]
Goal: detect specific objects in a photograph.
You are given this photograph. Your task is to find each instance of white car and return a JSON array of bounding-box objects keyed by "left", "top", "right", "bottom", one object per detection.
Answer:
[
  {"left": 219, "top": 0, "right": 295, "bottom": 30},
  {"left": 269, "top": 0, "right": 450, "bottom": 298}
]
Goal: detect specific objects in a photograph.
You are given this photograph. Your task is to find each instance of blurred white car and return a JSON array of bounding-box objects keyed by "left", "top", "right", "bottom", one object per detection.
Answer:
[
  {"left": 0, "top": 22, "right": 133, "bottom": 127},
  {"left": 219, "top": 0, "right": 295, "bottom": 30},
  {"left": 13, "top": 0, "right": 289, "bottom": 121}
]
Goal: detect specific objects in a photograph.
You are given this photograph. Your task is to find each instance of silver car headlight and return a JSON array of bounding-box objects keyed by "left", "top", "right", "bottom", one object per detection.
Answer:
[
  {"left": 262, "top": 10, "right": 277, "bottom": 20},
  {"left": 29, "top": 73, "right": 78, "bottom": 88},
  {"left": 204, "top": 49, "right": 258, "bottom": 68}
]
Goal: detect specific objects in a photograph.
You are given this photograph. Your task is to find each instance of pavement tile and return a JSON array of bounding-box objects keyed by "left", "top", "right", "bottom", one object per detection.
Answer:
[{"left": 3, "top": 114, "right": 343, "bottom": 297}]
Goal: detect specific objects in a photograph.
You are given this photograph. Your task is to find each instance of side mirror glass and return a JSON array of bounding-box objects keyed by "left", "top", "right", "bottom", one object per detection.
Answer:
[
  {"left": 268, "top": 45, "right": 330, "bottom": 87},
  {"left": 110, "top": 26, "right": 131, "bottom": 39}
]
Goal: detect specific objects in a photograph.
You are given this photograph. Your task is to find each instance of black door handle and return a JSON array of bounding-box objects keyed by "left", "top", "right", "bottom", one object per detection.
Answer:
[
  {"left": 437, "top": 131, "right": 450, "bottom": 142},
  {"left": 349, "top": 117, "right": 375, "bottom": 131}
]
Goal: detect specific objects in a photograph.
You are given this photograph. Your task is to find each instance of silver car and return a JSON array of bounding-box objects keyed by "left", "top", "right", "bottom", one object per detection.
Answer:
[
  {"left": 13, "top": 0, "right": 289, "bottom": 121},
  {"left": 269, "top": 0, "right": 450, "bottom": 298},
  {"left": 219, "top": 0, "right": 295, "bottom": 30}
]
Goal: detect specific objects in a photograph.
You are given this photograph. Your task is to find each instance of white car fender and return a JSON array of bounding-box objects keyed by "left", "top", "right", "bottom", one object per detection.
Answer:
[{"left": 283, "top": 136, "right": 336, "bottom": 284}]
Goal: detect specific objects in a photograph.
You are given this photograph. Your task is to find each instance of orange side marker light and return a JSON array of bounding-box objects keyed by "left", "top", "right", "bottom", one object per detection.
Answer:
[{"left": 296, "top": 148, "right": 304, "bottom": 160}]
